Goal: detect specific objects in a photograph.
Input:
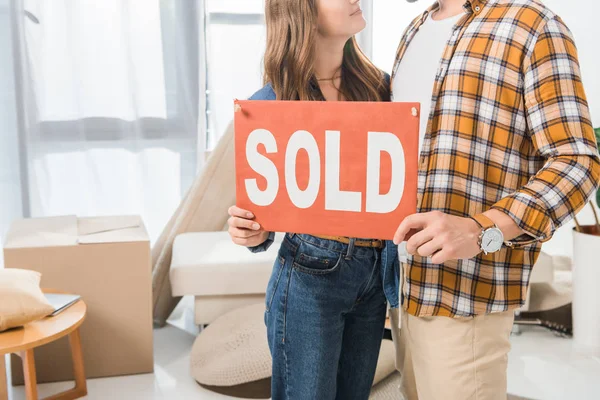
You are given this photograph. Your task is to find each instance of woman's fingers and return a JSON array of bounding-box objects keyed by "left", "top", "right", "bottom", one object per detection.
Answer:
[
  {"left": 228, "top": 216, "right": 261, "bottom": 231},
  {"left": 227, "top": 205, "right": 267, "bottom": 248},
  {"left": 229, "top": 226, "right": 262, "bottom": 239},
  {"left": 228, "top": 205, "right": 254, "bottom": 219},
  {"left": 231, "top": 231, "right": 269, "bottom": 247}
]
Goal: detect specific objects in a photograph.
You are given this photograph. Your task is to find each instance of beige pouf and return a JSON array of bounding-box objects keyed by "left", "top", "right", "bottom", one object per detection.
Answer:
[
  {"left": 369, "top": 372, "right": 402, "bottom": 400},
  {"left": 373, "top": 339, "right": 397, "bottom": 386},
  {"left": 191, "top": 303, "right": 271, "bottom": 387},
  {"left": 191, "top": 302, "right": 398, "bottom": 396}
]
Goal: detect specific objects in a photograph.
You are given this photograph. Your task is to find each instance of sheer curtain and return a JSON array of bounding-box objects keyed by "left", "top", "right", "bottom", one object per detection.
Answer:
[
  {"left": 4, "top": 0, "right": 204, "bottom": 244},
  {"left": 0, "top": 0, "right": 23, "bottom": 257}
]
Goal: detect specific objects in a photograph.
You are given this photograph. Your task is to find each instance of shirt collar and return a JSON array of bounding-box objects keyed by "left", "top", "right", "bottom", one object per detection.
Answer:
[
  {"left": 420, "top": 0, "right": 486, "bottom": 23},
  {"left": 467, "top": 0, "right": 487, "bottom": 14}
]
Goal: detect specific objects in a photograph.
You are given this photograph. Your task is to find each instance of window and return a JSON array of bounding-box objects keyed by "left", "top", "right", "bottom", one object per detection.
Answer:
[
  {"left": 201, "top": 0, "right": 377, "bottom": 151},
  {"left": 204, "top": 0, "right": 266, "bottom": 150},
  {"left": 10, "top": 0, "right": 201, "bottom": 240},
  {"left": 19, "top": 0, "right": 199, "bottom": 141}
]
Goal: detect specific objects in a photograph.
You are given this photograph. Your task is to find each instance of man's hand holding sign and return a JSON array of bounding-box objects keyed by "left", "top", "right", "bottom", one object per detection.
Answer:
[{"left": 233, "top": 100, "right": 420, "bottom": 241}]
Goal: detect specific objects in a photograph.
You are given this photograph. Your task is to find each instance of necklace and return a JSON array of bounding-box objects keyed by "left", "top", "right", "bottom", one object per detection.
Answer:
[{"left": 316, "top": 75, "right": 341, "bottom": 81}]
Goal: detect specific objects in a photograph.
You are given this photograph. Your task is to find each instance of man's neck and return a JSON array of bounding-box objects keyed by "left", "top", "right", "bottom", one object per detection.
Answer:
[
  {"left": 433, "top": 0, "right": 465, "bottom": 20},
  {"left": 314, "top": 36, "right": 346, "bottom": 80}
]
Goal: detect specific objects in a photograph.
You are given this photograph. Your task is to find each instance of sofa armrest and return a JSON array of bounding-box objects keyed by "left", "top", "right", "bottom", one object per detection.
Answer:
[{"left": 169, "top": 231, "right": 282, "bottom": 297}]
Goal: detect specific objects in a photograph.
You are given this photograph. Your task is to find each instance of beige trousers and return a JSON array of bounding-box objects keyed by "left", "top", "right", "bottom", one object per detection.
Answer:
[{"left": 389, "top": 307, "right": 515, "bottom": 400}]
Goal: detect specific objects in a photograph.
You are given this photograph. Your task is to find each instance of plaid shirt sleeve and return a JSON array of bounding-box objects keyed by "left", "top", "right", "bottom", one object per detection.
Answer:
[{"left": 489, "top": 16, "right": 600, "bottom": 246}]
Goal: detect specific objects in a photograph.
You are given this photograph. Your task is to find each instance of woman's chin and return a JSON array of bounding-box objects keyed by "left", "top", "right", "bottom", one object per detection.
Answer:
[{"left": 353, "top": 19, "right": 367, "bottom": 35}]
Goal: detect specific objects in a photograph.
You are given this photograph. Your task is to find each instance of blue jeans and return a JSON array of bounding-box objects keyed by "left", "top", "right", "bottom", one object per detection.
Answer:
[{"left": 264, "top": 233, "right": 387, "bottom": 400}]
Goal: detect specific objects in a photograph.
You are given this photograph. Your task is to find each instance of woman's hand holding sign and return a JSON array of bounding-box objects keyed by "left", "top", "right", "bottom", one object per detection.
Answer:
[
  {"left": 234, "top": 101, "right": 420, "bottom": 240},
  {"left": 228, "top": 205, "right": 270, "bottom": 247},
  {"left": 393, "top": 211, "right": 482, "bottom": 264}
]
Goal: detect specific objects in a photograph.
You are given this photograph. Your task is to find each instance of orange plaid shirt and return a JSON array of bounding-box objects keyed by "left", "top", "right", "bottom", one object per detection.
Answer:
[{"left": 392, "top": 0, "right": 600, "bottom": 317}]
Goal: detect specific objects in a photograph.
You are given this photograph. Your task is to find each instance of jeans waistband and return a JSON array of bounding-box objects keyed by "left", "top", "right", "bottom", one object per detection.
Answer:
[{"left": 285, "top": 233, "right": 380, "bottom": 260}]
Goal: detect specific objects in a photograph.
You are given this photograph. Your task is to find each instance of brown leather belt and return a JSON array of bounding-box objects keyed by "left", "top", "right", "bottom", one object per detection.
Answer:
[{"left": 312, "top": 235, "right": 384, "bottom": 249}]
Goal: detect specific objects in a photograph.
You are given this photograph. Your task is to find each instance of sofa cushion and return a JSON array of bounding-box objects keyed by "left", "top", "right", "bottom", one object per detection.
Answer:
[
  {"left": 170, "top": 231, "right": 281, "bottom": 297},
  {"left": 194, "top": 295, "right": 265, "bottom": 325}
]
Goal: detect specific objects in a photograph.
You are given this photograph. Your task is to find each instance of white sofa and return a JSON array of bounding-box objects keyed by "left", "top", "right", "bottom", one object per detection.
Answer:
[
  {"left": 169, "top": 231, "right": 282, "bottom": 325},
  {"left": 170, "top": 230, "right": 568, "bottom": 325}
]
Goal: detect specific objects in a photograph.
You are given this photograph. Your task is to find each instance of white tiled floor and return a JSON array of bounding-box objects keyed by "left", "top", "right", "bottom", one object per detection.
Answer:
[
  {"left": 4, "top": 323, "right": 232, "bottom": 400},
  {"left": 4, "top": 324, "right": 600, "bottom": 400},
  {"left": 507, "top": 327, "right": 600, "bottom": 400}
]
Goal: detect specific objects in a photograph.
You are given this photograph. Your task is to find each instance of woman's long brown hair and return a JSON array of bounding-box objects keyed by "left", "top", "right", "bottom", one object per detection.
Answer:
[{"left": 264, "top": 0, "right": 389, "bottom": 102}]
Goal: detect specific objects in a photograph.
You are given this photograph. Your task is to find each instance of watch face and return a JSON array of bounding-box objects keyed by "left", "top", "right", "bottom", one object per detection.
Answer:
[{"left": 481, "top": 228, "right": 504, "bottom": 253}]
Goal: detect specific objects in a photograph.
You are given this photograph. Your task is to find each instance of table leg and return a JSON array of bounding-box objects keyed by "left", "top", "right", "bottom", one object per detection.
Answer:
[
  {"left": 68, "top": 329, "right": 87, "bottom": 397},
  {"left": 42, "top": 328, "right": 87, "bottom": 400},
  {"left": 21, "top": 350, "right": 38, "bottom": 400},
  {"left": 0, "top": 354, "right": 8, "bottom": 400}
]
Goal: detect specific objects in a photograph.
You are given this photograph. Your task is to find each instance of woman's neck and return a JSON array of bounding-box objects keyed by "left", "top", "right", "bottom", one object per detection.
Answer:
[{"left": 314, "top": 35, "right": 345, "bottom": 80}]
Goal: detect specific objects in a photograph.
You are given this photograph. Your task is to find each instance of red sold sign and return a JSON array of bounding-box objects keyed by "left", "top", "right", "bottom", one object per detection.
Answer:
[{"left": 234, "top": 100, "right": 419, "bottom": 240}]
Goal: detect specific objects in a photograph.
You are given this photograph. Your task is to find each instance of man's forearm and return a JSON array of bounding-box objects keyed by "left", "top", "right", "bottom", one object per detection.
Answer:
[{"left": 483, "top": 209, "right": 525, "bottom": 241}]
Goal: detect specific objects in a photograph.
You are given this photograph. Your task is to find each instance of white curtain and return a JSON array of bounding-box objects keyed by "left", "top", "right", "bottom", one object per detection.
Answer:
[
  {"left": 3, "top": 0, "right": 204, "bottom": 244},
  {"left": 1, "top": 0, "right": 24, "bottom": 258}
]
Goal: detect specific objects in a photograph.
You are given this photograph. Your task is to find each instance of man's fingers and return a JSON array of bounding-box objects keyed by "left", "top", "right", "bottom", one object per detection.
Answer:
[
  {"left": 228, "top": 205, "right": 254, "bottom": 219},
  {"left": 406, "top": 229, "right": 434, "bottom": 255},
  {"left": 229, "top": 216, "right": 261, "bottom": 231},
  {"left": 404, "top": 228, "right": 420, "bottom": 242},
  {"left": 393, "top": 213, "right": 431, "bottom": 244},
  {"left": 416, "top": 237, "right": 444, "bottom": 258},
  {"left": 431, "top": 248, "right": 452, "bottom": 265}
]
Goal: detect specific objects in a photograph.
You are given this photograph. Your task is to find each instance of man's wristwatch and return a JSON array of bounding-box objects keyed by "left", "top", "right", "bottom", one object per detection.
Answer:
[{"left": 469, "top": 214, "right": 504, "bottom": 255}]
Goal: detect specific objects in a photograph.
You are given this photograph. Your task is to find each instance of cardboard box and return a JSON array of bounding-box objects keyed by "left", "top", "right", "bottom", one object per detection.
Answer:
[{"left": 3, "top": 215, "right": 153, "bottom": 384}]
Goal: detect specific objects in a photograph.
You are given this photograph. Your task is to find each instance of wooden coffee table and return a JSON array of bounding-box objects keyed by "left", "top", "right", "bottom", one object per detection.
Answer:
[{"left": 0, "top": 291, "right": 87, "bottom": 400}]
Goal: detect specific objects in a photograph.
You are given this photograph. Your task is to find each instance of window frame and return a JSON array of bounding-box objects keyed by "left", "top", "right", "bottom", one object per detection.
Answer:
[{"left": 202, "top": 5, "right": 265, "bottom": 151}]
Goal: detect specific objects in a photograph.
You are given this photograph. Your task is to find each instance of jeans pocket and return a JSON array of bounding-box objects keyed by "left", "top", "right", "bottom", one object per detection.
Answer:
[
  {"left": 292, "top": 243, "right": 343, "bottom": 275},
  {"left": 265, "top": 254, "right": 286, "bottom": 313}
]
